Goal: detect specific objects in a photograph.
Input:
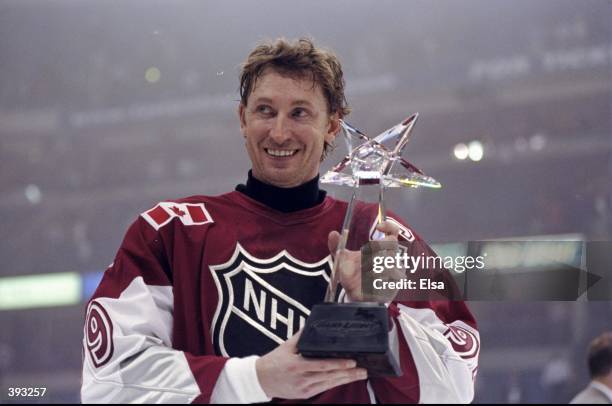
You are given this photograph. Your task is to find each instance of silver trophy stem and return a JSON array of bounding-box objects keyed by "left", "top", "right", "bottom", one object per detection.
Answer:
[
  {"left": 324, "top": 183, "right": 358, "bottom": 302},
  {"left": 321, "top": 114, "right": 440, "bottom": 301},
  {"left": 377, "top": 179, "right": 387, "bottom": 226}
]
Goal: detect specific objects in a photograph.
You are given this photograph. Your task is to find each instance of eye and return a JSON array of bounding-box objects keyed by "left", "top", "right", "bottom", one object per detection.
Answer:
[
  {"left": 255, "top": 105, "right": 274, "bottom": 115},
  {"left": 292, "top": 107, "right": 309, "bottom": 118}
]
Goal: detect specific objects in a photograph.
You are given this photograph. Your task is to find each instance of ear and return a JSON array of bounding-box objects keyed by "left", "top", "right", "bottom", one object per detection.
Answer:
[
  {"left": 325, "top": 112, "right": 340, "bottom": 145},
  {"left": 238, "top": 104, "right": 247, "bottom": 137}
]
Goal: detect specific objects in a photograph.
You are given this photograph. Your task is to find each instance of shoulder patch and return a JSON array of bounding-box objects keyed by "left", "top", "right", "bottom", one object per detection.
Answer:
[
  {"left": 141, "top": 202, "right": 213, "bottom": 230},
  {"left": 85, "top": 301, "right": 114, "bottom": 368},
  {"left": 443, "top": 322, "right": 480, "bottom": 361}
]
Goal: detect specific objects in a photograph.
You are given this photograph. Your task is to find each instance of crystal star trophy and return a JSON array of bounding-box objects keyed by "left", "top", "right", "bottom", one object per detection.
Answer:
[{"left": 297, "top": 113, "right": 441, "bottom": 376}]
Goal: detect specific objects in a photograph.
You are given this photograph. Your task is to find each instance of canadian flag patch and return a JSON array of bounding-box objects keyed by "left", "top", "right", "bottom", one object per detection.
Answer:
[{"left": 141, "top": 202, "right": 213, "bottom": 230}]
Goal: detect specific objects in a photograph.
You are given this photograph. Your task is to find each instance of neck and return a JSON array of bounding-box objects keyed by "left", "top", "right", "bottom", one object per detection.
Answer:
[
  {"left": 236, "top": 170, "right": 326, "bottom": 212},
  {"left": 594, "top": 375, "right": 612, "bottom": 390}
]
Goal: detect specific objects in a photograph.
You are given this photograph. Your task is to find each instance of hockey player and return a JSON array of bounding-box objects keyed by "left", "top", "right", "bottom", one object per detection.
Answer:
[{"left": 81, "top": 37, "right": 479, "bottom": 403}]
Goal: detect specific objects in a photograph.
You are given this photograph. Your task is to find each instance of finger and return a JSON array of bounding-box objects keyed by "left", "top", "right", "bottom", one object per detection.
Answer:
[
  {"left": 376, "top": 220, "right": 400, "bottom": 238},
  {"left": 328, "top": 230, "right": 341, "bottom": 254},
  {"left": 303, "top": 368, "right": 368, "bottom": 397},
  {"left": 298, "top": 358, "right": 357, "bottom": 372},
  {"left": 306, "top": 367, "right": 368, "bottom": 384},
  {"left": 337, "top": 252, "right": 361, "bottom": 278},
  {"left": 283, "top": 329, "right": 303, "bottom": 353},
  {"left": 286, "top": 329, "right": 302, "bottom": 344}
]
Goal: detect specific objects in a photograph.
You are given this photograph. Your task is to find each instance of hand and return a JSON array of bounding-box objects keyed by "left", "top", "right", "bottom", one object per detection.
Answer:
[
  {"left": 255, "top": 330, "right": 367, "bottom": 399},
  {"left": 328, "top": 220, "right": 400, "bottom": 301}
]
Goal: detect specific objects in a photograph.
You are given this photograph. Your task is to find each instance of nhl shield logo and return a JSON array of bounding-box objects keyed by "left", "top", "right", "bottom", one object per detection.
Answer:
[{"left": 210, "top": 243, "right": 334, "bottom": 357}]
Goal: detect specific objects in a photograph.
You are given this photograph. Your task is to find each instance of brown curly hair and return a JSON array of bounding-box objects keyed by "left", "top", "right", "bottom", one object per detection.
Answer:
[
  {"left": 588, "top": 331, "right": 612, "bottom": 378},
  {"left": 239, "top": 38, "right": 351, "bottom": 159}
]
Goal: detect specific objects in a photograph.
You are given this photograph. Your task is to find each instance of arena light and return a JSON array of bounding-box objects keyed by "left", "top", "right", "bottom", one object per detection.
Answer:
[
  {"left": 82, "top": 271, "right": 104, "bottom": 300},
  {"left": 24, "top": 184, "right": 42, "bottom": 204},
  {"left": 468, "top": 140, "right": 484, "bottom": 162},
  {"left": 430, "top": 242, "right": 467, "bottom": 258},
  {"left": 529, "top": 134, "right": 547, "bottom": 151},
  {"left": 0, "top": 272, "right": 81, "bottom": 310},
  {"left": 453, "top": 143, "right": 469, "bottom": 160},
  {"left": 145, "top": 67, "right": 161, "bottom": 83}
]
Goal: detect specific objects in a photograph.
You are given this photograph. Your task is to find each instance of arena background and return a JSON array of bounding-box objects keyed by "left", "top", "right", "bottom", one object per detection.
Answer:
[{"left": 0, "top": 0, "right": 610, "bottom": 403}]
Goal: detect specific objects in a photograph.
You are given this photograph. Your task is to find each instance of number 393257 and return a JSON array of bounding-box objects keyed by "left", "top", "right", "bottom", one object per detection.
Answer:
[{"left": 8, "top": 387, "right": 47, "bottom": 397}]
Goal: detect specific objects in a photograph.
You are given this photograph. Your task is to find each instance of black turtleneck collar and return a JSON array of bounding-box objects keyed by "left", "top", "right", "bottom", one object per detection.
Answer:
[{"left": 236, "top": 170, "right": 327, "bottom": 213}]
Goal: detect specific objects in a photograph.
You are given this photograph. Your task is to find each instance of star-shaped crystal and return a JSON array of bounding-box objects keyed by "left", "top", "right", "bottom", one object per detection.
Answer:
[{"left": 321, "top": 113, "right": 441, "bottom": 189}]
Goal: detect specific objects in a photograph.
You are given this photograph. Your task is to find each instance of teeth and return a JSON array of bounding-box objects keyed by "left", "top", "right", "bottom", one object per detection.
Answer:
[{"left": 266, "top": 149, "right": 297, "bottom": 157}]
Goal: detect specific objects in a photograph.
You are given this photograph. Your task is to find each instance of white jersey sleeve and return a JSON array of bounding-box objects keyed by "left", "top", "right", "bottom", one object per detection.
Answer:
[
  {"left": 81, "top": 217, "right": 228, "bottom": 403},
  {"left": 393, "top": 304, "right": 479, "bottom": 403},
  {"left": 368, "top": 214, "right": 480, "bottom": 404}
]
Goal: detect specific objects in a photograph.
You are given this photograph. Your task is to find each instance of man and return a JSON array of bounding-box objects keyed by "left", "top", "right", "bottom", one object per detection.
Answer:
[
  {"left": 571, "top": 332, "right": 612, "bottom": 404},
  {"left": 81, "top": 37, "right": 479, "bottom": 403}
]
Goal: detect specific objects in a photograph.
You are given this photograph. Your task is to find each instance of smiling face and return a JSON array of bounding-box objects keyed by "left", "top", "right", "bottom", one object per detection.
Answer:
[{"left": 239, "top": 69, "right": 340, "bottom": 188}]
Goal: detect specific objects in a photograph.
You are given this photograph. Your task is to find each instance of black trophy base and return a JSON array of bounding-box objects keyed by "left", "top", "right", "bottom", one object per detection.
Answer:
[{"left": 297, "top": 302, "right": 402, "bottom": 377}]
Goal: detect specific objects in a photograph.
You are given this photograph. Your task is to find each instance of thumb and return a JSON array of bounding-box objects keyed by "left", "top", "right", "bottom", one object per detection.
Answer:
[
  {"left": 328, "top": 230, "right": 341, "bottom": 255},
  {"left": 286, "top": 329, "right": 302, "bottom": 343},
  {"left": 283, "top": 329, "right": 303, "bottom": 353}
]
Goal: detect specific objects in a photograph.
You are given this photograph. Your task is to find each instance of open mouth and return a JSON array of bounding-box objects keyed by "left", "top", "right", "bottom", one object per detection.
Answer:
[{"left": 265, "top": 148, "right": 298, "bottom": 158}]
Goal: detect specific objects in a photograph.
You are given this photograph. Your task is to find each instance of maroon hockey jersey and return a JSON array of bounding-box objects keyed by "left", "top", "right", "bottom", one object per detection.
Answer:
[{"left": 82, "top": 191, "right": 479, "bottom": 403}]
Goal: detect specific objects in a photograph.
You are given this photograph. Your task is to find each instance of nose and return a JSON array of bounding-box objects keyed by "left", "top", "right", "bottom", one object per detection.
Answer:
[{"left": 269, "top": 116, "right": 291, "bottom": 145}]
